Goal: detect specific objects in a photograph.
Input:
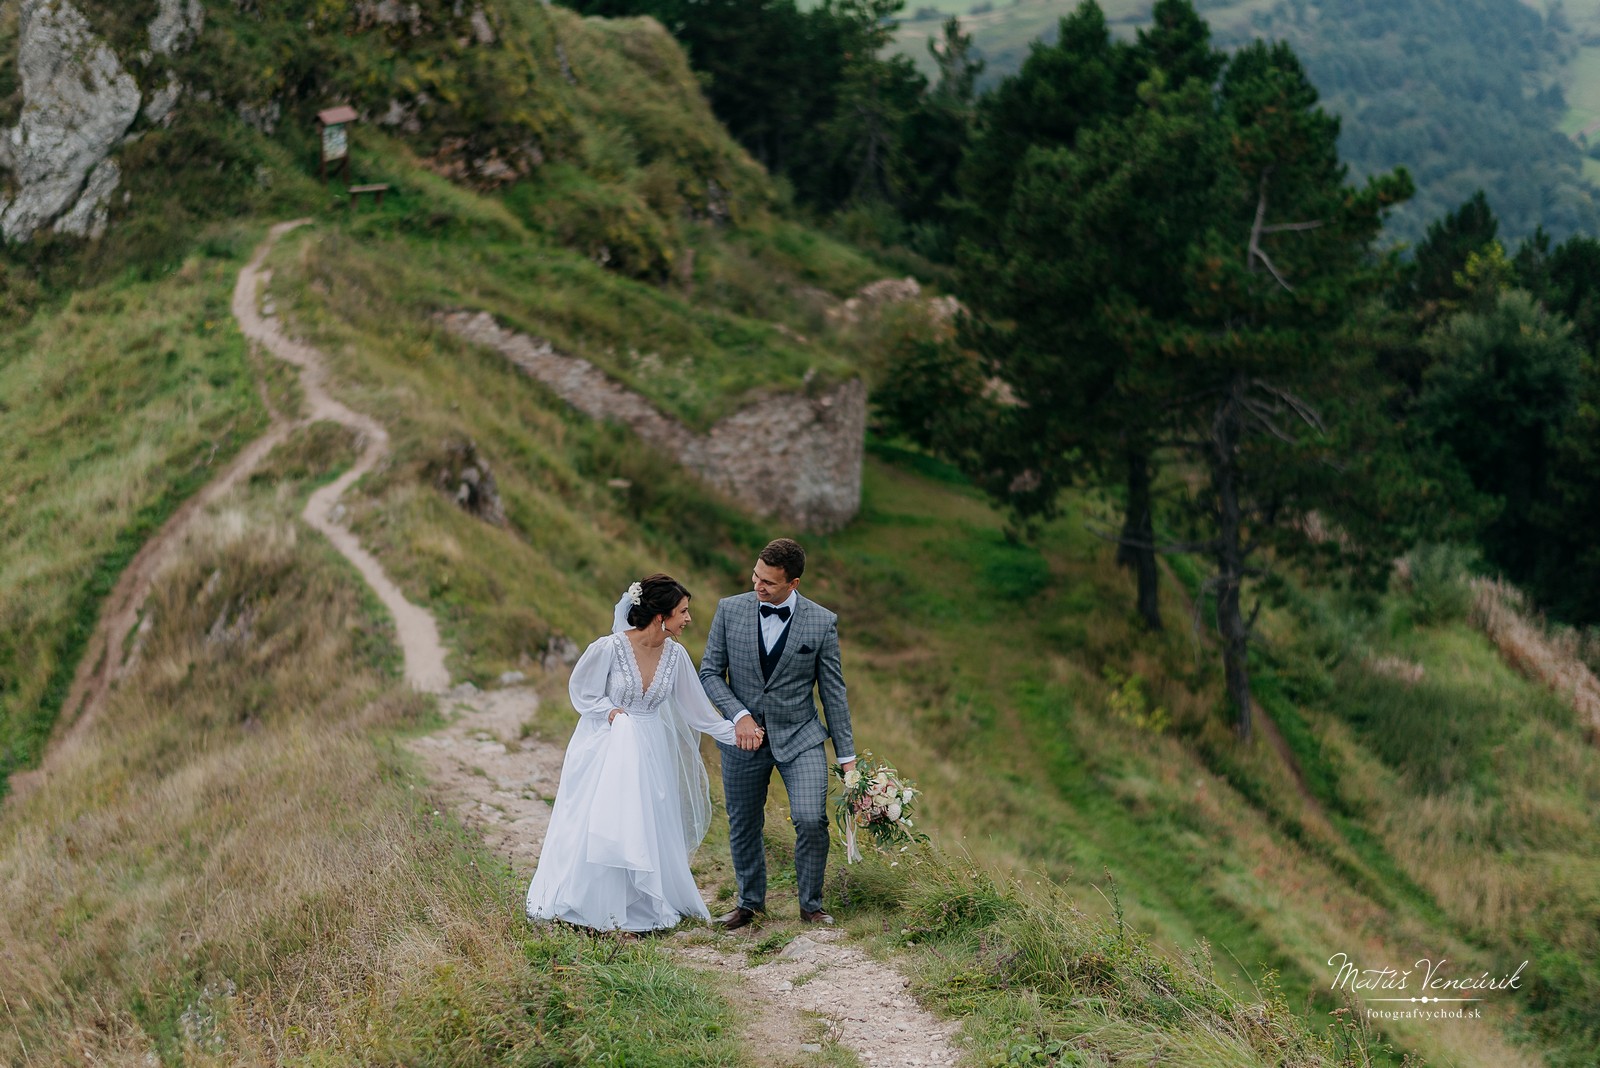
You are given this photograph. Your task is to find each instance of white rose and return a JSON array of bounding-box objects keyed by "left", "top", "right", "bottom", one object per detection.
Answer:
[
  {"left": 844, "top": 768, "right": 861, "bottom": 788},
  {"left": 886, "top": 801, "right": 902, "bottom": 821}
]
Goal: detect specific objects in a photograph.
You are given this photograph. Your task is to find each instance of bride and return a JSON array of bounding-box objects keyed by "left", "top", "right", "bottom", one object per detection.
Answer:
[{"left": 526, "top": 573, "right": 762, "bottom": 933}]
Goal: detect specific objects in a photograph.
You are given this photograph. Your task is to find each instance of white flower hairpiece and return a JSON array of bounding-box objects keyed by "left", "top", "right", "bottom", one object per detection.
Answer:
[{"left": 627, "top": 581, "right": 643, "bottom": 606}]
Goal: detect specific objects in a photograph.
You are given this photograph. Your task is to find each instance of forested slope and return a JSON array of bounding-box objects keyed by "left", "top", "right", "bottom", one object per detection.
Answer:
[{"left": 896, "top": 0, "right": 1600, "bottom": 244}]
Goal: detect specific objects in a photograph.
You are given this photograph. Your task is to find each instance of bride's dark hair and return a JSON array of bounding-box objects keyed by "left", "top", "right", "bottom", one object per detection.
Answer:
[{"left": 627, "top": 573, "right": 690, "bottom": 629}]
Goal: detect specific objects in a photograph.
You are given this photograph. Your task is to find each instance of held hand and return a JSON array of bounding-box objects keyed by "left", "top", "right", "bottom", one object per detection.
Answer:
[
  {"left": 608, "top": 708, "right": 626, "bottom": 724},
  {"left": 840, "top": 759, "right": 856, "bottom": 775},
  {"left": 734, "top": 716, "right": 765, "bottom": 751}
]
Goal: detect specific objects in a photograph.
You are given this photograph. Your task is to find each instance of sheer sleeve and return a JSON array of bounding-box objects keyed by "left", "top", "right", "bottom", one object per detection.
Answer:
[
  {"left": 672, "top": 644, "right": 738, "bottom": 745},
  {"left": 568, "top": 636, "right": 617, "bottom": 721}
]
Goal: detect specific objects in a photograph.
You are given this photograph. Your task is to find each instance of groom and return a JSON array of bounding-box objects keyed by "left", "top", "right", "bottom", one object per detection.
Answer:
[{"left": 700, "top": 538, "right": 855, "bottom": 928}]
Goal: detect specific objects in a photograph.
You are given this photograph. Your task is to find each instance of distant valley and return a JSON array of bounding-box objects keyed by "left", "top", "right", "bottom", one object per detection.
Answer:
[{"left": 895, "top": 0, "right": 1600, "bottom": 243}]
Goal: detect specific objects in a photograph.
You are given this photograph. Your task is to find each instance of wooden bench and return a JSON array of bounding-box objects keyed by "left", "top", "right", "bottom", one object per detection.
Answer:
[{"left": 348, "top": 183, "right": 391, "bottom": 209}]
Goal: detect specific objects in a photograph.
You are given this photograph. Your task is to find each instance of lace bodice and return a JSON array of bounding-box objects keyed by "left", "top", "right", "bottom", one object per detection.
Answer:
[
  {"left": 567, "top": 632, "right": 737, "bottom": 746},
  {"left": 607, "top": 633, "right": 678, "bottom": 716}
]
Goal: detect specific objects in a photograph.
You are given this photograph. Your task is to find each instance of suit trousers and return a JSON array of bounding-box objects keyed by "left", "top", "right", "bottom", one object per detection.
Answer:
[{"left": 720, "top": 739, "right": 830, "bottom": 915}]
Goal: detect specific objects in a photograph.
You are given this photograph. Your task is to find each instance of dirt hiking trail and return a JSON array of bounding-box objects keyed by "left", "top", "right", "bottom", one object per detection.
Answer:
[{"left": 232, "top": 220, "right": 449, "bottom": 692}]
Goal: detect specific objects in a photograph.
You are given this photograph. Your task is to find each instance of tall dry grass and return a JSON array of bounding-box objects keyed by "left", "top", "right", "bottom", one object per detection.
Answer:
[{"left": 1470, "top": 575, "right": 1600, "bottom": 738}]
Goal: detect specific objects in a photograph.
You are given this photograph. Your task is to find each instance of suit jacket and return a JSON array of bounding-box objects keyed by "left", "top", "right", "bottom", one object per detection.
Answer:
[{"left": 699, "top": 591, "right": 853, "bottom": 764}]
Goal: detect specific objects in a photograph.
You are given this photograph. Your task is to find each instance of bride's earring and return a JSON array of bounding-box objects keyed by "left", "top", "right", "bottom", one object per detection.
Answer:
[{"left": 661, "top": 621, "right": 668, "bottom": 633}]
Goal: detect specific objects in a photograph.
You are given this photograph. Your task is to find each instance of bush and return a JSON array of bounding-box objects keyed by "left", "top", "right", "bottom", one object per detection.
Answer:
[{"left": 1393, "top": 542, "right": 1479, "bottom": 625}]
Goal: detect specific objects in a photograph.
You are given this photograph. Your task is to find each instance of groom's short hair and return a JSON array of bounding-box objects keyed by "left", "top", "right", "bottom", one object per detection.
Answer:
[{"left": 759, "top": 538, "right": 806, "bottom": 581}]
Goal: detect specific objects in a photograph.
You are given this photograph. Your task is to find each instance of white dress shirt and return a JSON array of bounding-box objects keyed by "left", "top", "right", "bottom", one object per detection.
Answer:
[{"left": 757, "top": 589, "right": 799, "bottom": 654}]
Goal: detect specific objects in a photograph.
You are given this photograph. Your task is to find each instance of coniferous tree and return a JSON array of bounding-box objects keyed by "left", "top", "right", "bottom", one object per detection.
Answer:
[
  {"left": 958, "top": 1, "right": 1131, "bottom": 230},
  {"left": 932, "top": 1, "right": 1234, "bottom": 633},
  {"left": 1417, "top": 245, "right": 1584, "bottom": 596},
  {"left": 1410, "top": 190, "right": 1500, "bottom": 307},
  {"left": 1543, "top": 234, "right": 1600, "bottom": 353},
  {"left": 895, "top": 17, "right": 983, "bottom": 247},
  {"left": 949, "top": 28, "right": 1411, "bottom": 738}
]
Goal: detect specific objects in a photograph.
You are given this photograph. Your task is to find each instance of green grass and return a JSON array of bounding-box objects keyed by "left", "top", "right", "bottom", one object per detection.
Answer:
[
  {"left": 0, "top": 251, "right": 268, "bottom": 791},
  {"left": 834, "top": 849, "right": 1402, "bottom": 1068}
]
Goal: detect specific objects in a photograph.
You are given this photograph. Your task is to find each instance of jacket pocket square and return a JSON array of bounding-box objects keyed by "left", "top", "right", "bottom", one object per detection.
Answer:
[{"left": 799, "top": 644, "right": 813, "bottom": 654}]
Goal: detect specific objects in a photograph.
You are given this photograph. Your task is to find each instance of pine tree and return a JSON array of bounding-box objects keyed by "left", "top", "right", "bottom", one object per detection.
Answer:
[{"left": 962, "top": 32, "right": 1411, "bottom": 739}]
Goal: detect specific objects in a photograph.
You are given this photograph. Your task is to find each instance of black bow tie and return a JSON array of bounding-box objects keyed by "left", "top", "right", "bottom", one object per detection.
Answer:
[{"left": 760, "top": 604, "right": 792, "bottom": 622}]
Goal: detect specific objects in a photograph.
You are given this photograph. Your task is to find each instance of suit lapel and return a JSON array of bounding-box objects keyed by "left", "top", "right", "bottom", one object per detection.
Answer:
[{"left": 744, "top": 595, "right": 764, "bottom": 683}]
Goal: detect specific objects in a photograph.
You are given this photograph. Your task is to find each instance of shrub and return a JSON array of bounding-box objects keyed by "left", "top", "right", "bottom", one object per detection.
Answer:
[{"left": 1393, "top": 542, "right": 1479, "bottom": 625}]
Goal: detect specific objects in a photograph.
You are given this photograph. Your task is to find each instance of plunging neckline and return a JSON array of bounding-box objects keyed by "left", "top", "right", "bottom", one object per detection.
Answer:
[{"left": 621, "top": 633, "right": 671, "bottom": 698}]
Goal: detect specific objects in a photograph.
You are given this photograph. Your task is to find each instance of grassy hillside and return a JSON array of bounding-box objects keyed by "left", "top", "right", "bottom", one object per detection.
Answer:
[
  {"left": 3, "top": 2, "right": 1597, "bottom": 1065},
  {"left": 0, "top": 0, "right": 876, "bottom": 776},
  {"left": 1534, "top": 0, "right": 1600, "bottom": 182}
]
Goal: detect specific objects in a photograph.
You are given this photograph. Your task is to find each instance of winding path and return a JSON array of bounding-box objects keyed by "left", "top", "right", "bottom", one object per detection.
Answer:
[
  {"left": 232, "top": 220, "right": 449, "bottom": 693},
  {"left": 11, "top": 221, "right": 449, "bottom": 801}
]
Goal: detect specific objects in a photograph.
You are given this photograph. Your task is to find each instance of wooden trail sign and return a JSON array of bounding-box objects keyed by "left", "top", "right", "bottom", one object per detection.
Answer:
[{"left": 316, "top": 105, "right": 358, "bottom": 184}]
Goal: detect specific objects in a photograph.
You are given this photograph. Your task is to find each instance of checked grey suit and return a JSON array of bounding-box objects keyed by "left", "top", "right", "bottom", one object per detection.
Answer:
[{"left": 699, "top": 591, "right": 853, "bottom": 916}]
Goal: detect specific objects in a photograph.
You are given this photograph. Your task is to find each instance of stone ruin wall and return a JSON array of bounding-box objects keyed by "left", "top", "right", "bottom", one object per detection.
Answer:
[{"left": 439, "top": 311, "right": 864, "bottom": 533}]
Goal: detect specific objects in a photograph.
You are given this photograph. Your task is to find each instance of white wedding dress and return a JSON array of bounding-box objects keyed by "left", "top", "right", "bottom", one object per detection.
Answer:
[{"left": 526, "top": 629, "right": 738, "bottom": 932}]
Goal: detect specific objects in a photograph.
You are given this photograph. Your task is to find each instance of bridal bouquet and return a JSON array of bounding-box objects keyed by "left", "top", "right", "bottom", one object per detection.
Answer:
[{"left": 833, "top": 752, "right": 925, "bottom": 863}]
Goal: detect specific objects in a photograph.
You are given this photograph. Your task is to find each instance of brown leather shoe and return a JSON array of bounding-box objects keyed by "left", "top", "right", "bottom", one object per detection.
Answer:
[
  {"left": 800, "top": 909, "right": 835, "bottom": 926},
  {"left": 713, "top": 906, "right": 759, "bottom": 930}
]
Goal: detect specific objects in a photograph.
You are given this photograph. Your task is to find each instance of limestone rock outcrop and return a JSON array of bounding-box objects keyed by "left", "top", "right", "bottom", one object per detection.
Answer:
[
  {"left": 148, "top": 0, "right": 204, "bottom": 57},
  {"left": 0, "top": 0, "right": 204, "bottom": 243},
  {"left": 0, "top": 0, "right": 139, "bottom": 242}
]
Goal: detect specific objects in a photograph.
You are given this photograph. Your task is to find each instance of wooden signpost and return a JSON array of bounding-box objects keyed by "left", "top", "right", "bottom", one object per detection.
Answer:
[
  {"left": 316, "top": 104, "right": 392, "bottom": 211},
  {"left": 316, "top": 105, "right": 358, "bottom": 185}
]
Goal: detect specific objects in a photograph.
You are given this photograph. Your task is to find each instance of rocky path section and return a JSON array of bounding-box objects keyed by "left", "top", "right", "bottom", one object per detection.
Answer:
[
  {"left": 408, "top": 682, "right": 563, "bottom": 869},
  {"left": 676, "top": 933, "right": 964, "bottom": 1067},
  {"left": 404, "top": 677, "right": 968, "bottom": 1065}
]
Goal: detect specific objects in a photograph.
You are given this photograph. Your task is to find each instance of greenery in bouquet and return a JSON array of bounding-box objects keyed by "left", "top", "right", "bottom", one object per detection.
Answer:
[{"left": 833, "top": 752, "right": 926, "bottom": 859}]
